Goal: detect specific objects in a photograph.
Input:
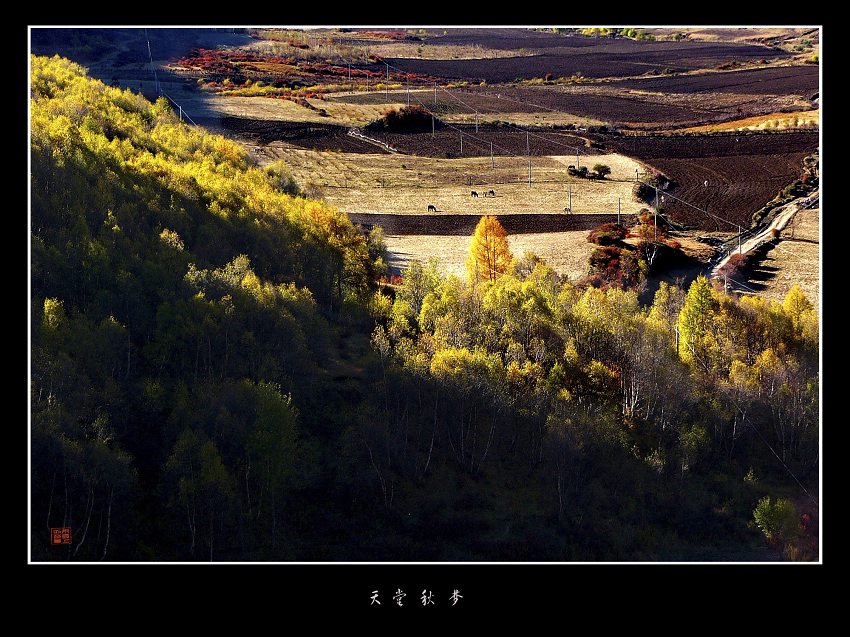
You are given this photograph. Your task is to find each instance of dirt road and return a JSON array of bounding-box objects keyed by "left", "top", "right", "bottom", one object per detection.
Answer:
[{"left": 710, "top": 190, "right": 819, "bottom": 277}]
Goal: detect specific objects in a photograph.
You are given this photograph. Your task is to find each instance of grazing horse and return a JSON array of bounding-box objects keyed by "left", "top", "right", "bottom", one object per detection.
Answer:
[
  {"left": 563, "top": 207, "right": 572, "bottom": 213},
  {"left": 471, "top": 191, "right": 479, "bottom": 197},
  {"left": 487, "top": 189, "right": 495, "bottom": 197},
  {"left": 427, "top": 204, "right": 437, "bottom": 213}
]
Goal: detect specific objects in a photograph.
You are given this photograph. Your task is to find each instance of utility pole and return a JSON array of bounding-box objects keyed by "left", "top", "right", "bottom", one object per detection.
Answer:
[
  {"left": 385, "top": 63, "right": 389, "bottom": 103},
  {"left": 475, "top": 111, "right": 479, "bottom": 133},
  {"left": 526, "top": 131, "right": 530, "bottom": 156},
  {"left": 179, "top": 104, "right": 183, "bottom": 122},
  {"left": 434, "top": 82, "right": 437, "bottom": 107},
  {"left": 407, "top": 74, "right": 410, "bottom": 106},
  {"left": 654, "top": 186, "right": 659, "bottom": 242},
  {"left": 618, "top": 196, "right": 621, "bottom": 225},
  {"left": 432, "top": 112, "right": 435, "bottom": 137},
  {"left": 460, "top": 133, "right": 463, "bottom": 155},
  {"left": 568, "top": 183, "right": 572, "bottom": 212},
  {"left": 528, "top": 158, "right": 531, "bottom": 188},
  {"left": 738, "top": 225, "right": 742, "bottom": 254}
]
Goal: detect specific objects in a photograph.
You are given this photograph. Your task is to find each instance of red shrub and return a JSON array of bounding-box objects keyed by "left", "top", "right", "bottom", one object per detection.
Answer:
[{"left": 587, "top": 222, "right": 627, "bottom": 245}]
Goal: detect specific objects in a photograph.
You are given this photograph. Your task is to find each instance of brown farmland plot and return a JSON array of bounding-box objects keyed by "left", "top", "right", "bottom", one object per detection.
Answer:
[
  {"left": 384, "top": 38, "right": 791, "bottom": 82},
  {"left": 604, "top": 131, "right": 818, "bottom": 229}
]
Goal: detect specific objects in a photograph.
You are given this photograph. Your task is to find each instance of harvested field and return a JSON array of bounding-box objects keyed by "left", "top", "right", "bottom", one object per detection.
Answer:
[
  {"left": 459, "top": 85, "right": 812, "bottom": 129},
  {"left": 350, "top": 213, "right": 632, "bottom": 235},
  {"left": 383, "top": 230, "right": 595, "bottom": 280},
  {"left": 419, "top": 28, "right": 604, "bottom": 50},
  {"left": 644, "top": 155, "right": 810, "bottom": 229},
  {"left": 603, "top": 131, "right": 819, "bottom": 229},
  {"left": 262, "top": 150, "right": 646, "bottom": 215},
  {"left": 226, "top": 110, "right": 608, "bottom": 158},
  {"left": 339, "top": 86, "right": 713, "bottom": 127},
  {"left": 220, "top": 115, "right": 601, "bottom": 157},
  {"left": 613, "top": 65, "right": 819, "bottom": 97},
  {"left": 220, "top": 117, "right": 378, "bottom": 152},
  {"left": 331, "top": 88, "right": 606, "bottom": 128},
  {"left": 335, "top": 88, "right": 553, "bottom": 113},
  {"left": 748, "top": 207, "right": 819, "bottom": 304},
  {"left": 385, "top": 39, "right": 790, "bottom": 82},
  {"left": 364, "top": 128, "right": 600, "bottom": 158},
  {"left": 336, "top": 83, "right": 812, "bottom": 130},
  {"left": 607, "top": 130, "right": 818, "bottom": 159}
]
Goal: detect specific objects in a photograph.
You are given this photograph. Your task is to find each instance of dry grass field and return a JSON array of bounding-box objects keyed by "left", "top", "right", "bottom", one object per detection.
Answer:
[
  {"left": 384, "top": 231, "right": 594, "bottom": 279},
  {"left": 681, "top": 110, "right": 819, "bottom": 133},
  {"left": 645, "top": 28, "right": 816, "bottom": 44},
  {"left": 750, "top": 208, "right": 819, "bottom": 305},
  {"left": 260, "top": 149, "right": 647, "bottom": 215},
  {"left": 185, "top": 92, "right": 398, "bottom": 127},
  {"left": 200, "top": 88, "right": 604, "bottom": 130}
]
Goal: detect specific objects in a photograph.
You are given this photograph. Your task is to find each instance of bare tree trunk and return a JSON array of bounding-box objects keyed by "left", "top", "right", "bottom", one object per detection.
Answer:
[
  {"left": 555, "top": 458, "right": 564, "bottom": 522},
  {"left": 363, "top": 436, "right": 388, "bottom": 509},
  {"left": 271, "top": 489, "right": 277, "bottom": 551},
  {"left": 476, "top": 410, "right": 497, "bottom": 474},
  {"left": 194, "top": 340, "right": 200, "bottom": 385},
  {"left": 186, "top": 502, "right": 196, "bottom": 556},
  {"left": 459, "top": 402, "right": 465, "bottom": 462},
  {"left": 62, "top": 468, "right": 69, "bottom": 527},
  {"left": 223, "top": 330, "right": 229, "bottom": 380},
  {"left": 73, "top": 483, "right": 95, "bottom": 557},
  {"left": 245, "top": 456, "right": 252, "bottom": 518},
  {"left": 95, "top": 503, "right": 103, "bottom": 549},
  {"left": 101, "top": 487, "right": 113, "bottom": 561},
  {"left": 423, "top": 394, "right": 438, "bottom": 479},
  {"left": 46, "top": 470, "right": 56, "bottom": 533}
]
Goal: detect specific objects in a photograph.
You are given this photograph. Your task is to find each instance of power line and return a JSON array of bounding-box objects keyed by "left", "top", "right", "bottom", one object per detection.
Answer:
[
  {"left": 381, "top": 59, "right": 591, "bottom": 157},
  {"left": 161, "top": 93, "right": 198, "bottom": 126},
  {"left": 434, "top": 82, "right": 589, "bottom": 156},
  {"left": 165, "top": 54, "right": 792, "bottom": 236},
  {"left": 173, "top": 40, "right": 784, "bottom": 237},
  {"left": 404, "top": 88, "right": 516, "bottom": 156},
  {"left": 144, "top": 28, "right": 160, "bottom": 95},
  {"left": 143, "top": 30, "right": 200, "bottom": 127},
  {"left": 640, "top": 180, "right": 743, "bottom": 231},
  {"left": 365, "top": 65, "right": 703, "bottom": 214}
]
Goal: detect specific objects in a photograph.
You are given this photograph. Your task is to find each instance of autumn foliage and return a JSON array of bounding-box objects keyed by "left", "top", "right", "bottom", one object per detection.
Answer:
[
  {"left": 466, "top": 216, "right": 513, "bottom": 283},
  {"left": 30, "top": 54, "right": 819, "bottom": 563},
  {"left": 587, "top": 222, "right": 627, "bottom": 246}
]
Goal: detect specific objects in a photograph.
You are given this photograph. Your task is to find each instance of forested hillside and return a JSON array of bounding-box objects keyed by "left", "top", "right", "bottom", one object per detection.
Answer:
[{"left": 30, "top": 55, "right": 818, "bottom": 561}]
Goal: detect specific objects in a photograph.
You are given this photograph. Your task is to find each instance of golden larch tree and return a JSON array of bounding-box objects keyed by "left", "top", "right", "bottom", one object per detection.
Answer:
[{"left": 466, "top": 215, "right": 513, "bottom": 283}]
